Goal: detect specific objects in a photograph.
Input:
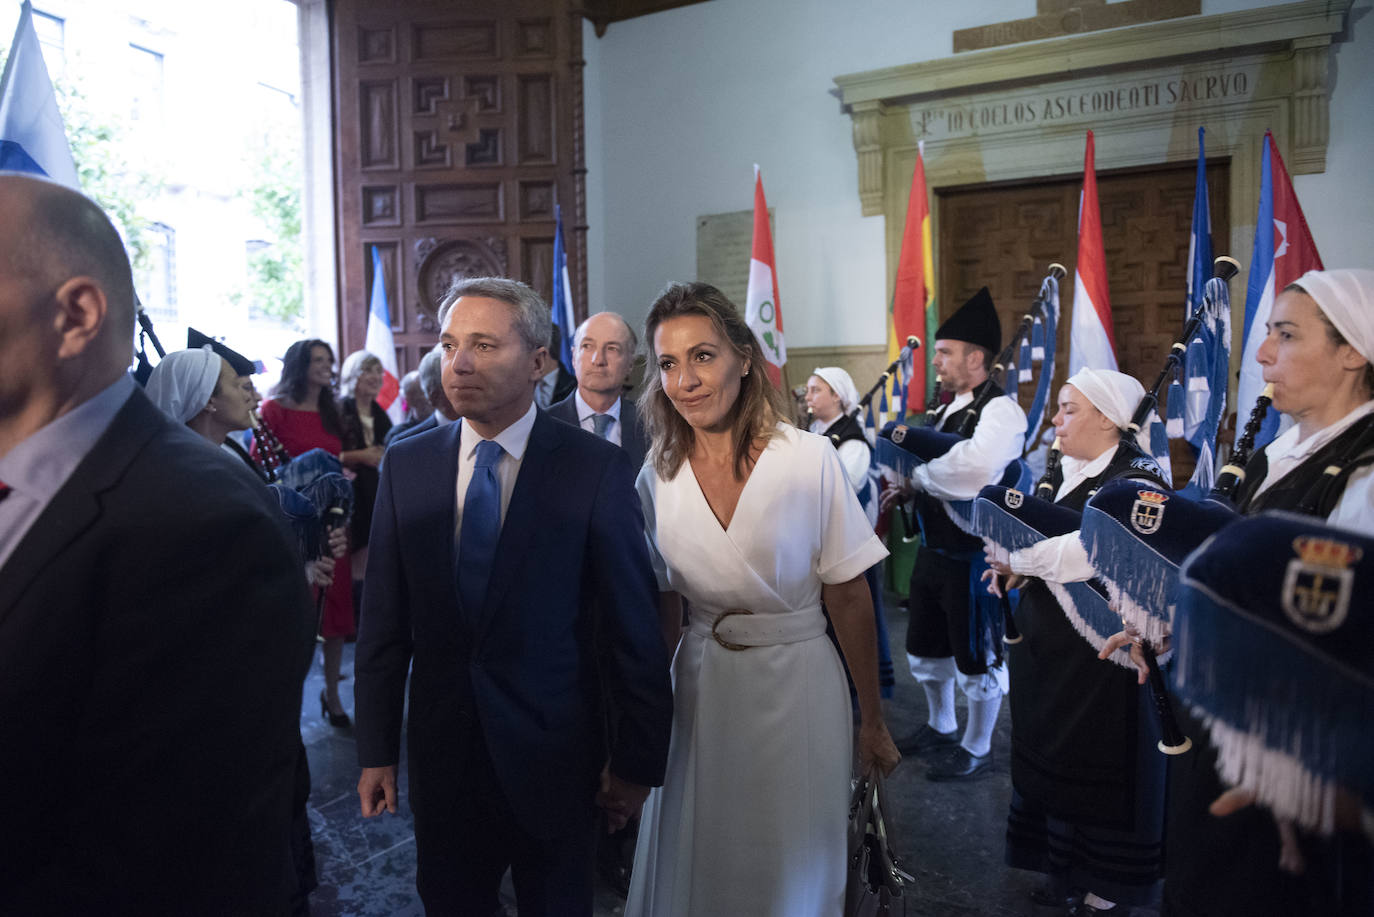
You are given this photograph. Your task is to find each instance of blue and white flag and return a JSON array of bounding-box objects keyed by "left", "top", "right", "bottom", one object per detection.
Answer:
[
  {"left": 551, "top": 204, "right": 576, "bottom": 370},
  {"left": 0, "top": 2, "right": 78, "bottom": 187}
]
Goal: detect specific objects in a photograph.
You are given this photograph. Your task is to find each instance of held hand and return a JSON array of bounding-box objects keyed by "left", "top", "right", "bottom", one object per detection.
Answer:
[
  {"left": 595, "top": 765, "right": 651, "bottom": 833},
  {"left": 358, "top": 765, "right": 398, "bottom": 817},
  {"left": 858, "top": 720, "right": 901, "bottom": 777},
  {"left": 982, "top": 541, "right": 1013, "bottom": 577},
  {"left": 361, "top": 444, "right": 385, "bottom": 468},
  {"left": 327, "top": 525, "right": 348, "bottom": 559},
  {"left": 879, "top": 481, "right": 913, "bottom": 515},
  {"left": 1209, "top": 787, "right": 1307, "bottom": 875},
  {"left": 980, "top": 568, "right": 1021, "bottom": 599},
  {"left": 306, "top": 557, "right": 336, "bottom": 588},
  {"left": 1098, "top": 630, "right": 1149, "bottom": 685}
]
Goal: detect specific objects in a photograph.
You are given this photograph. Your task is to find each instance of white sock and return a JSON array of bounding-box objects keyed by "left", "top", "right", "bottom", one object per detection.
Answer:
[
  {"left": 923, "top": 680, "right": 957, "bottom": 734},
  {"left": 1084, "top": 892, "right": 1116, "bottom": 910},
  {"left": 961, "top": 695, "right": 1001, "bottom": 757}
]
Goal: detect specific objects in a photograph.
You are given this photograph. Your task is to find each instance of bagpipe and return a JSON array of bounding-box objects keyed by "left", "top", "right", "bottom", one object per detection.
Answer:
[
  {"left": 1172, "top": 512, "right": 1374, "bottom": 837},
  {"left": 874, "top": 264, "right": 1068, "bottom": 535}
]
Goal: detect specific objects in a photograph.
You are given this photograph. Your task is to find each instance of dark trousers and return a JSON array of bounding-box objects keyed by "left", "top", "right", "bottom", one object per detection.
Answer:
[
  {"left": 413, "top": 732, "right": 597, "bottom": 917},
  {"left": 905, "top": 548, "right": 988, "bottom": 676}
]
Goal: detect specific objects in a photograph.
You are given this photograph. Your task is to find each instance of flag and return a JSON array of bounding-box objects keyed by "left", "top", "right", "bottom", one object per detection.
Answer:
[
  {"left": 0, "top": 1, "right": 79, "bottom": 187},
  {"left": 1237, "top": 131, "right": 1323, "bottom": 447},
  {"left": 890, "top": 142, "right": 935, "bottom": 416},
  {"left": 551, "top": 204, "right": 576, "bottom": 371},
  {"left": 365, "top": 246, "right": 402, "bottom": 423},
  {"left": 1069, "top": 131, "right": 1118, "bottom": 375},
  {"left": 1179, "top": 128, "right": 1232, "bottom": 495},
  {"left": 744, "top": 165, "right": 785, "bottom": 387}
]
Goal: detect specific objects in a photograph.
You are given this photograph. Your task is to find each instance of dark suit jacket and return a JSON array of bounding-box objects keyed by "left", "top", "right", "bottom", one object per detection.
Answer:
[
  {"left": 355, "top": 408, "right": 672, "bottom": 839},
  {"left": 0, "top": 388, "right": 316, "bottom": 915},
  {"left": 384, "top": 410, "right": 442, "bottom": 448},
  {"left": 548, "top": 391, "right": 648, "bottom": 471}
]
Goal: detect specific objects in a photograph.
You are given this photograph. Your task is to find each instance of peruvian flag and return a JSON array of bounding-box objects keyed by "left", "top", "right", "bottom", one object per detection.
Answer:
[
  {"left": 1069, "top": 131, "right": 1119, "bottom": 374},
  {"left": 890, "top": 141, "right": 935, "bottom": 417},
  {"left": 1237, "top": 131, "right": 1323, "bottom": 447},
  {"left": 744, "top": 165, "right": 786, "bottom": 387},
  {"left": 365, "top": 245, "right": 403, "bottom": 422}
]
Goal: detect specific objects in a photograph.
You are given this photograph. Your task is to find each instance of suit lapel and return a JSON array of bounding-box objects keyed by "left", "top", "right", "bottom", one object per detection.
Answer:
[
  {"left": 473, "top": 410, "right": 563, "bottom": 639},
  {"left": 0, "top": 391, "right": 159, "bottom": 627}
]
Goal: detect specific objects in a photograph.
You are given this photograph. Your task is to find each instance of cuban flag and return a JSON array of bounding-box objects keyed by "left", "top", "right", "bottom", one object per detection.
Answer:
[
  {"left": 551, "top": 204, "right": 576, "bottom": 371},
  {"left": 745, "top": 165, "right": 786, "bottom": 387},
  {"left": 1237, "top": 132, "right": 1323, "bottom": 448},
  {"left": 365, "top": 246, "right": 403, "bottom": 422},
  {"left": 1069, "top": 131, "right": 1118, "bottom": 375},
  {"left": 0, "top": 2, "right": 79, "bottom": 187}
]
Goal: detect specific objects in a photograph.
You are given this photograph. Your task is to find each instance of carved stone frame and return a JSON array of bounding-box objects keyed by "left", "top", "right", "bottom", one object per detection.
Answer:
[{"left": 835, "top": 0, "right": 1351, "bottom": 301}]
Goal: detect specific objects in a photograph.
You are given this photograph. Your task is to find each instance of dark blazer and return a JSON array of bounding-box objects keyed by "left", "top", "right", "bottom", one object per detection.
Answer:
[
  {"left": 0, "top": 388, "right": 315, "bottom": 915},
  {"left": 548, "top": 390, "right": 649, "bottom": 471},
  {"left": 340, "top": 398, "right": 393, "bottom": 548},
  {"left": 355, "top": 408, "right": 672, "bottom": 839},
  {"left": 384, "top": 410, "right": 442, "bottom": 448}
]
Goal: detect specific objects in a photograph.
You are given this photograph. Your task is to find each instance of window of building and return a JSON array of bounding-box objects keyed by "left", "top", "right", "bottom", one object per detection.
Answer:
[
  {"left": 31, "top": 9, "right": 65, "bottom": 78},
  {"left": 128, "top": 44, "right": 165, "bottom": 128},
  {"left": 141, "top": 222, "right": 178, "bottom": 326}
]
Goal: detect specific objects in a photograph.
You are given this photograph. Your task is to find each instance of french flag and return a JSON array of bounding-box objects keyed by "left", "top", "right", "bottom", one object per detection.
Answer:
[
  {"left": 0, "top": 1, "right": 79, "bottom": 187},
  {"left": 1069, "top": 131, "right": 1118, "bottom": 375},
  {"left": 365, "top": 246, "right": 403, "bottom": 422},
  {"left": 551, "top": 204, "right": 576, "bottom": 371},
  {"left": 1237, "top": 131, "right": 1323, "bottom": 447}
]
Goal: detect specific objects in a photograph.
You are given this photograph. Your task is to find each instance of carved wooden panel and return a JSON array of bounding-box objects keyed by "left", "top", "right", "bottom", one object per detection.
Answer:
[
  {"left": 938, "top": 160, "right": 1229, "bottom": 475},
  {"left": 333, "top": 0, "right": 588, "bottom": 374}
]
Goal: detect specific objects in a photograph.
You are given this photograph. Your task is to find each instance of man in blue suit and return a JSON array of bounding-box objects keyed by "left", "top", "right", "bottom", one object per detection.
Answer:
[{"left": 355, "top": 277, "right": 673, "bottom": 916}]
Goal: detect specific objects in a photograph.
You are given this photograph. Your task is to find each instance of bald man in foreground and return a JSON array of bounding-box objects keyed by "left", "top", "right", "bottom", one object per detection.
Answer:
[{"left": 0, "top": 173, "right": 315, "bottom": 914}]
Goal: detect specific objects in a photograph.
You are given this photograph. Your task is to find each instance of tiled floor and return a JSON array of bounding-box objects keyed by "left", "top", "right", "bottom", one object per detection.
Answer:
[{"left": 300, "top": 599, "right": 1161, "bottom": 916}]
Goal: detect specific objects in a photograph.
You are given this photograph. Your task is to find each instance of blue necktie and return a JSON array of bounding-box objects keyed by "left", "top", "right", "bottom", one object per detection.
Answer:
[
  {"left": 591, "top": 413, "right": 613, "bottom": 439},
  {"left": 457, "top": 439, "right": 503, "bottom": 615}
]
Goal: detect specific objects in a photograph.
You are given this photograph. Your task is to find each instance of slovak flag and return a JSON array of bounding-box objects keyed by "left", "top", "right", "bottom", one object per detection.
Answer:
[
  {"left": 744, "top": 165, "right": 786, "bottom": 387},
  {"left": 365, "top": 246, "right": 403, "bottom": 422},
  {"left": 1069, "top": 131, "right": 1118, "bottom": 375},
  {"left": 0, "top": 1, "right": 79, "bottom": 187},
  {"left": 1237, "top": 131, "right": 1323, "bottom": 447}
]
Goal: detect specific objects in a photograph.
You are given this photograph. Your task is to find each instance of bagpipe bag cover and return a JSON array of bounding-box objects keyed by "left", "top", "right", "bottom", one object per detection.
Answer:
[
  {"left": 973, "top": 484, "right": 1130, "bottom": 665},
  {"left": 1174, "top": 511, "right": 1374, "bottom": 835},
  {"left": 1081, "top": 479, "right": 1238, "bottom": 645}
]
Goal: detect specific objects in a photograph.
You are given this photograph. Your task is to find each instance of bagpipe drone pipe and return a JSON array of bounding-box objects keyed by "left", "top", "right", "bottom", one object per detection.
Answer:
[{"left": 1172, "top": 512, "right": 1374, "bottom": 837}]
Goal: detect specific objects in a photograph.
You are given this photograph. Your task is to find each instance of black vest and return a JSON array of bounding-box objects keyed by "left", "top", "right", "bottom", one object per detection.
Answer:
[
  {"left": 1045, "top": 439, "right": 1170, "bottom": 513},
  {"left": 821, "top": 413, "right": 870, "bottom": 452},
  {"left": 1235, "top": 412, "right": 1374, "bottom": 517},
  {"left": 917, "top": 380, "right": 1007, "bottom": 552}
]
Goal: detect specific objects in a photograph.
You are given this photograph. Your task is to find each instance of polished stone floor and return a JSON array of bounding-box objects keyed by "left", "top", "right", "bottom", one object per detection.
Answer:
[{"left": 300, "top": 599, "right": 1161, "bottom": 916}]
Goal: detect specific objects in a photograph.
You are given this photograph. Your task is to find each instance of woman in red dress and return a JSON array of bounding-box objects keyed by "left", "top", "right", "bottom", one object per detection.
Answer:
[{"left": 258, "top": 339, "right": 377, "bottom": 727}]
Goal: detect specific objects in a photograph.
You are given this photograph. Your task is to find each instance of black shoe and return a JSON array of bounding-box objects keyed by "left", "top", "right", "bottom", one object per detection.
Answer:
[
  {"left": 1068, "top": 904, "right": 1126, "bottom": 916},
  {"left": 925, "top": 747, "right": 992, "bottom": 781},
  {"left": 895, "top": 724, "right": 959, "bottom": 756},
  {"left": 320, "top": 689, "right": 352, "bottom": 728},
  {"left": 1030, "top": 884, "right": 1084, "bottom": 908}
]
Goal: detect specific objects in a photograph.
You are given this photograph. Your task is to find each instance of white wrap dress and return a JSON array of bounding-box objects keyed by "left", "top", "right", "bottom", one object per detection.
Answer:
[{"left": 625, "top": 424, "right": 889, "bottom": 917}]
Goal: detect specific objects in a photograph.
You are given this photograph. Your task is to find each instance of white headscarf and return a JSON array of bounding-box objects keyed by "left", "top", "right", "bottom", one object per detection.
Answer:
[
  {"left": 811, "top": 366, "right": 860, "bottom": 415},
  {"left": 1064, "top": 367, "right": 1145, "bottom": 430},
  {"left": 146, "top": 346, "right": 223, "bottom": 424},
  {"left": 1293, "top": 269, "right": 1374, "bottom": 366}
]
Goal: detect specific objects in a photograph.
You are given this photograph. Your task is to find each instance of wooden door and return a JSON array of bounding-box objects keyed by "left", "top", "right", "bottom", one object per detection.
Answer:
[
  {"left": 332, "top": 0, "right": 588, "bottom": 373},
  {"left": 938, "top": 161, "right": 1230, "bottom": 476}
]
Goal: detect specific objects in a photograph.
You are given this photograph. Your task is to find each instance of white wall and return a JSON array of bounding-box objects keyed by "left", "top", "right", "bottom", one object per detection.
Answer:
[{"left": 586, "top": 0, "right": 1371, "bottom": 348}]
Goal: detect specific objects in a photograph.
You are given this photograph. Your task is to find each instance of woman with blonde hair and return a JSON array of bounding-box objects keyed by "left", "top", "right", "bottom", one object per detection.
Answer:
[{"left": 625, "top": 282, "right": 900, "bottom": 917}]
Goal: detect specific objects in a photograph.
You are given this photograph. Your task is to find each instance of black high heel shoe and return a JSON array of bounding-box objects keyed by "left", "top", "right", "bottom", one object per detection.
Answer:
[{"left": 320, "top": 689, "right": 352, "bottom": 728}]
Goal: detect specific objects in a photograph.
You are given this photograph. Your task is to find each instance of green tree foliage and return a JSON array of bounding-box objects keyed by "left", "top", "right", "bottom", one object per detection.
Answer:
[{"left": 238, "top": 139, "right": 304, "bottom": 325}]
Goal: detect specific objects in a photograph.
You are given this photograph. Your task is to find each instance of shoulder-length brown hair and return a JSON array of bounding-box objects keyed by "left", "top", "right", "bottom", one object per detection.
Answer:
[{"left": 639, "top": 281, "right": 792, "bottom": 481}]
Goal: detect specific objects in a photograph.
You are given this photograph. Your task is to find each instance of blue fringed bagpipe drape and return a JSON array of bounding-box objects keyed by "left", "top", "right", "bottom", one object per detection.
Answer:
[{"left": 1173, "top": 511, "right": 1374, "bottom": 836}]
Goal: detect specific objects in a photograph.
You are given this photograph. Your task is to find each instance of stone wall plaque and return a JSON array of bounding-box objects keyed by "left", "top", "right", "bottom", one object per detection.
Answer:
[{"left": 695, "top": 208, "right": 773, "bottom": 309}]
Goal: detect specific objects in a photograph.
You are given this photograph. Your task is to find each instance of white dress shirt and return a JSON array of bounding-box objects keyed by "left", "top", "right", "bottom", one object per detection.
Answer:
[
  {"left": 574, "top": 390, "right": 622, "bottom": 447},
  {"left": 0, "top": 374, "right": 135, "bottom": 571},
  {"left": 911, "top": 388, "right": 1028, "bottom": 501},
  {"left": 1006, "top": 445, "right": 1119, "bottom": 583},
  {"left": 454, "top": 401, "right": 537, "bottom": 532},
  {"left": 1252, "top": 399, "right": 1374, "bottom": 535}
]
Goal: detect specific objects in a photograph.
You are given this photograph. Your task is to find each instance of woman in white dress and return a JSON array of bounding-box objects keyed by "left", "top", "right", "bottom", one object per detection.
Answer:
[{"left": 626, "top": 282, "right": 901, "bottom": 917}]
